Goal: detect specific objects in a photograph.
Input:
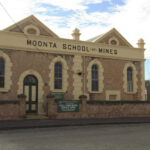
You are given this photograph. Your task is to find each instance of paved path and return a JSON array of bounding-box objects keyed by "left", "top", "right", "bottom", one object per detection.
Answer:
[
  {"left": 0, "top": 123, "right": 150, "bottom": 150},
  {"left": 1, "top": 117, "right": 150, "bottom": 130}
]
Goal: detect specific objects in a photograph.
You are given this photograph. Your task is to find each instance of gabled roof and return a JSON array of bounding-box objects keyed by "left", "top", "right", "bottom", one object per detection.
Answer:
[
  {"left": 3, "top": 15, "right": 59, "bottom": 38},
  {"left": 87, "top": 28, "right": 133, "bottom": 48}
]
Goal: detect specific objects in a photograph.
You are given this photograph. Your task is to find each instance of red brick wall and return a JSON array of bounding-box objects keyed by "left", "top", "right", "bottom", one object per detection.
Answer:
[
  {"left": 0, "top": 49, "right": 143, "bottom": 102},
  {"left": 87, "top": 103, "right": 150, "bottom": 118},
  {"left": 0, "top": 101, "right": 20, "bottom": 120},
  {"left": 48, "top": 99, "right": 150, "bottom": 119}
]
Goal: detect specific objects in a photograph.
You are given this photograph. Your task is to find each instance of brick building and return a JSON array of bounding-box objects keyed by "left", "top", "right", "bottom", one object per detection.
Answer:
[{"left": 0, "top": 15, "right": 145, "bottom": 115}]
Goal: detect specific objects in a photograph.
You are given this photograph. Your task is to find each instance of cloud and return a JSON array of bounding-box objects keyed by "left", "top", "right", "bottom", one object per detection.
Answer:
[
  {"left": 0, "top": 0, "right": 150, "bottom": 58},
  {"left": 0, "top": 0, "right": 150, "bottom": 80},
  {"left": 36, "top": 0, "right": 107, "bottom": 11},
  {"left": 0, "top": 0, "right": 37, "bottom": 29},
  {"left": 107, "top": 0, "right": 150, "bottom": 57},
  {"left": 37, "top": 0, "right": 87, "bottom": 11}
]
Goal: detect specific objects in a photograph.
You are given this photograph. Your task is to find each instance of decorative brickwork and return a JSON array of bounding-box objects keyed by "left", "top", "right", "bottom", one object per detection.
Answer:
[{"left": 73, "top": 55, "right": 83, "bottom": 99}]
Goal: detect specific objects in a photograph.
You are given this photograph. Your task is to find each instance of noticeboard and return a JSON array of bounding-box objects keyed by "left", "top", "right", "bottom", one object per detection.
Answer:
[
  {"left": 57, "top": 100, "right": 80, "bottom": 112},
  {"left": 50, "top": 92, "right": 64, "bottom": 100}
]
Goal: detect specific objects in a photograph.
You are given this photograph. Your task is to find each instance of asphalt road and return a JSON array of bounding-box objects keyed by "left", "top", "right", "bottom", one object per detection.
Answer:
[{"left": 0, "top": 123, "right": 150, "bottom": 150}]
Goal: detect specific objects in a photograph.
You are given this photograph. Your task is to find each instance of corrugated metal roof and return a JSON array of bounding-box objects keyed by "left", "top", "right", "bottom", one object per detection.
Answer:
[{"left": 86, "top": 34, "right": 104, "bottom": 42}]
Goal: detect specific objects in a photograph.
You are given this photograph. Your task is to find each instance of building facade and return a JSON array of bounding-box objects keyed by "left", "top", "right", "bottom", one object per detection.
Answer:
[{"left": 0, "top": 15, "right": 145, "bottom": 115}]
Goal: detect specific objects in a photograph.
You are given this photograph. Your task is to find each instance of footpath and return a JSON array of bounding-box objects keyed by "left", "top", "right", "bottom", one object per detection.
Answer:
[{"left": 1, "top": 117, "right": 150, "bottom": 130}]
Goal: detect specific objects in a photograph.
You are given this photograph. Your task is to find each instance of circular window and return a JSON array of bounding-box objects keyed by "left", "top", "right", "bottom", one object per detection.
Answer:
[
  {"left": 109, "top": 37, "right": 119, "bottom": 46},
  {"left": 27, "top": 28, "right": 37, "bottom": 34},
  {"left": 110, "top": 40, "right": 117, "bottom": 45},
  {"left": 23, "top": 25, "right": 40, "bottom": 36}
]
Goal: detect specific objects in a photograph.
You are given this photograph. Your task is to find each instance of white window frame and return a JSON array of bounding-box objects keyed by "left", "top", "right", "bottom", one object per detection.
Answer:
[
  {"left": 123, "top": 63, "right": 138, "bottom": 94},
  {"left": 87, "top": 59, "right": 104, "bottom": 93},
  {"left": 0, "top": 51, "right": 12, "bottom": 92},
  {"left": 49, "top": 56, "right": 68, "bottom": 92}
]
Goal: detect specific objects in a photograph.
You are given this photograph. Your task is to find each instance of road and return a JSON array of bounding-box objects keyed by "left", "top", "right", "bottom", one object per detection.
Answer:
[{"left": 0, "top": 123, "right": 150, "bottom": 150}]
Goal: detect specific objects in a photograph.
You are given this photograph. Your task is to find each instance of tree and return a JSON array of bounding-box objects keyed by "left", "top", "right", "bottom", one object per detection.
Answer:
[
  {"left": 145, "top": 80, "right": 150, "bottom": 101},
  {"left": 145, "top": 80, "right": 150, "bottom": 88}
]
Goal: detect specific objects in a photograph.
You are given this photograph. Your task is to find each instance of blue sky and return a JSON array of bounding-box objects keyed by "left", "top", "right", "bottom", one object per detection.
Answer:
[
  {"left": 145, "top": 59, "right": 150, "bottom": 80},
  {"left": 0, "top": 0, "right": 150, "bottom": 80}
]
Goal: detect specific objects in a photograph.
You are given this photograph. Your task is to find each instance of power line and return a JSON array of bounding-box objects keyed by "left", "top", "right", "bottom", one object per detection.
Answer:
[
  {"left": 0, "top": 2, "right": 16, "bottom": 23},
  {"left": 0, "top": 2, "right": 80, "bottom": 75}
]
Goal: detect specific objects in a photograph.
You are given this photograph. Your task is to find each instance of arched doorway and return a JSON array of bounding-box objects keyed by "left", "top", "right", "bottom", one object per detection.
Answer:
[{"left": 23, "top": 75, "right": 38, "bottom": 113}]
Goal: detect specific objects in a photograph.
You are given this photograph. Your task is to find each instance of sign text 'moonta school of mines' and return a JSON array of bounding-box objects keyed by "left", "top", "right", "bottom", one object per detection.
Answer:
[{"left": 27, "top": 39, "right": 118, "bottom": 55}]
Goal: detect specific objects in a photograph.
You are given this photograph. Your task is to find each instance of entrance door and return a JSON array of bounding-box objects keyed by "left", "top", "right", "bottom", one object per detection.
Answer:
[{"left": 23, "top": 75, "right": 38, "bottom": 113}]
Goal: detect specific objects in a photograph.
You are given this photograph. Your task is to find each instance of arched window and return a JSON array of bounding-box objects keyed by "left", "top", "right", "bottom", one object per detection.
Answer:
[
  {"left": 91, "top": 64, "right": 98, "bottom": 91},
  {"left": 49, "top": 56, "right": 68, "bottom": 92},
  {"left": 123, "top": 63, "right": 137, "bottom": 94},
  {"left": 54, "top": 62, "right": 62, "bottom": 89},
  {"left": 127, "top": 67, "right": 133, "bottom": 92},
  {"left": 0, "top": 58, "right": 5, "bottom": 88}
]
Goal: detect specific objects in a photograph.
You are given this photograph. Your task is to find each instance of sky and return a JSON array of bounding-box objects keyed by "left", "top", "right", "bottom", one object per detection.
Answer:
[{"left": 0, "top": 0, "right": 150, "bottom": 80}]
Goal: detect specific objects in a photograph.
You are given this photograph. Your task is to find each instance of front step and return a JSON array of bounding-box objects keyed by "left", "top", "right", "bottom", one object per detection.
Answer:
[{"left": 26, "top": 114, "right": 48, "bottom": 120}]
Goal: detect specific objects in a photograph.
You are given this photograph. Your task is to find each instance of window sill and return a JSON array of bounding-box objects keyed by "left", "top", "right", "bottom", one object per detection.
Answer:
[
  {"left": 51, "top": 89, "right": 65, "bottom": 93},
  {"left": 126, "top": 92, "right": 136, "bottom": 94},
  {"left": 90, "top": 91, "right": 102, "bottom": 94},
  {"left": 0, "top": 88, "right": 9, "bottom": 92}
]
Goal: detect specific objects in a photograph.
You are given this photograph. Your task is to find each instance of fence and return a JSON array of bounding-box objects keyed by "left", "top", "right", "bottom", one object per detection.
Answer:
[
  {"left": 0, "top": 94, "right": 26, "bottom": 120},
  {"left": 47, "top": 95, "right": 150, "bottom": 119}
]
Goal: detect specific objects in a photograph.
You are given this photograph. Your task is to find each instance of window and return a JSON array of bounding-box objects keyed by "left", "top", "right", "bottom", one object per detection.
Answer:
[
  {"left": 91, "top": 64, "right": 98, "bottom": 91},
  {"left": 0, "top": 51, "right": 12, "bottom": 92},
  {"left": 0, "top": 58, "right": 5, "bottom": 88},
  {"left": 123, "top": 63, "right": 137, "bottom": 94},
  {"left": 54, "top": 62, "right": 62, "bottom": 89},
  {"left": 23, "top": 25, "right": 40, "bottom": 36},
  {"left": 87, "top": 59, "right": 104, "bottom": 93},
  {"left": 27, "top": 28, "right": 37, "bottom": 35},
  {"left": 108, "top": 37, "right": 119, "bottom": 46},
  {"left": 110, "top": 40, "right": 117, "bottom": 45},
  {"left": 49, "top": 56, "right": 68, "bottom": 92},
  {"left": 127, "top": 67, "right": 133, "bottom": 92}
]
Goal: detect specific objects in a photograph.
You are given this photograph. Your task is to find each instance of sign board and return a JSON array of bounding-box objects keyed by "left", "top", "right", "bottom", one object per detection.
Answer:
[
  {"left": 0, "top": 31, "right": 144, "bottom": 60},
  {"left": 57, "top": 100, "right": 80, "bottom": 112},
  {"left": 51, "top": 92, "right": 64, "bottom": 100}
]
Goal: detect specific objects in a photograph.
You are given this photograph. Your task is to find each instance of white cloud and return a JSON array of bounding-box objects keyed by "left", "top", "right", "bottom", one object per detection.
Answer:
[
  {"left": 107, "top": 0, "right": 150, "bottom": 58},
  {"left": 0, "top": 0, "right": 37, "bottom": 29},
  {"left": 36, "top": 0, "right": 107, "bottom": 11},
  {"left": 0, "top": 0, "right": 150, "bottom": 58},
  {"left": 37, "top": 0, "right": 87, "bottom": 11}
]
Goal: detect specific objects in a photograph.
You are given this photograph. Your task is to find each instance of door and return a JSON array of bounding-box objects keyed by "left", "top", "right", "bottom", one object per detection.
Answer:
[{"left": 23, "top": 75, "right": 38, "bottom": 113}]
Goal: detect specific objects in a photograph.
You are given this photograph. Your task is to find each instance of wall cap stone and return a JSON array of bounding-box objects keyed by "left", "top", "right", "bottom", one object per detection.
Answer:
[
  {"left": 17, "top": 94, "right": 26, "bottom": 99},
  {"left": 47, "top": 94, "right": 55, "bottom": 99},
  {"left": 0, "top": 100, "right": 19, "bottom": 104},
  {"left": 79, "top": 95, "right": 87, "bottom": 99}
]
